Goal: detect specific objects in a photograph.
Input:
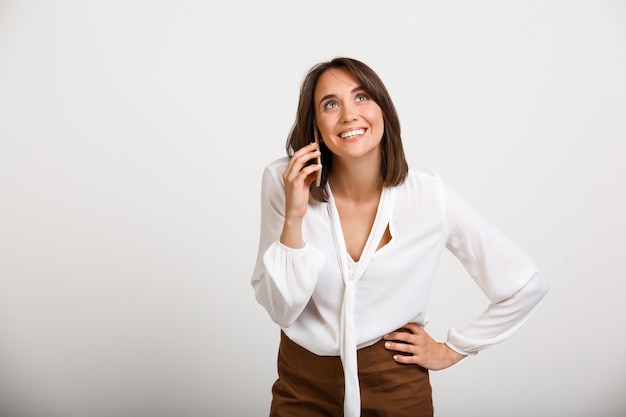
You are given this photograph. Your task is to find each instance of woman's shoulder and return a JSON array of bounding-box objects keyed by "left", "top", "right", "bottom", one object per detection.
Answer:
[
  {"left": 259, "top": 156, "right": 290, "bottom": 195},
  {"left": 261, "top": 156, "right": 290, "bottom": 181},
  {"left": 406, "top": 165, "right": 443, "bottom": 184},
  {"left": 394, "top": 166, "right": 447, "bottom": 200}
]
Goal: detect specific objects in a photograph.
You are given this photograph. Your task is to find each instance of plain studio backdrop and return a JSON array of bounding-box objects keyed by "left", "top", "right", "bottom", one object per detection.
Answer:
[{"left": 0, "top": 1, "right": 624, "bottom": 416}]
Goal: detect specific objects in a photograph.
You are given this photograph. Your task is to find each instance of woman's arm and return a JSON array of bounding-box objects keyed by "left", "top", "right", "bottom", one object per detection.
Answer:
[
  {"left": 250, "top": 147, "right": 324, "bottom": 328},
  {"left": 440, "top": 179, "right": 549, "bottom": 356}
]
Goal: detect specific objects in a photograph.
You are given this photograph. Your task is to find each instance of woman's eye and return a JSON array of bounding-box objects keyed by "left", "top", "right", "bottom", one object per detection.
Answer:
[
  {"left": 355, "top": 94, "right": 368, "bottom": 102},
  {"left": 324, "top": 101, "right": 338, "bottom": 109}
]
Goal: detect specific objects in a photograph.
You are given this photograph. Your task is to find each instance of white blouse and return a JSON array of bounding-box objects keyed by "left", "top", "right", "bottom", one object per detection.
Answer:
[{"left": 251, "top": 156, "right": 549, "bottom": 417}]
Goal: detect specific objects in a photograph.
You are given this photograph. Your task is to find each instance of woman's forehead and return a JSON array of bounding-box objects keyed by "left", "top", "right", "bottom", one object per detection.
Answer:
[{"left": 315, "top": 68, "right": 361, "bottom": 98}]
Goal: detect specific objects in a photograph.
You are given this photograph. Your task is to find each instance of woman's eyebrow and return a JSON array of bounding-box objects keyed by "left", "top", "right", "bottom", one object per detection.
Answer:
[{"left": 318, "top": 94, "right": 337, "bottom": 105}]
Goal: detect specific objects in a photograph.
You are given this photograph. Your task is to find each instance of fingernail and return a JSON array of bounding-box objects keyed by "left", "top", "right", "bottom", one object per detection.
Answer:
[{"left": 385, "top": 342, "right": 391, "bottom": 348}]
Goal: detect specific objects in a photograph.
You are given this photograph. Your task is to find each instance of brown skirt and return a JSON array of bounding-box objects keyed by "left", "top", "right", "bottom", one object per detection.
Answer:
[{"left": 270, "top": 331, "right": 433, "bottom": 417}]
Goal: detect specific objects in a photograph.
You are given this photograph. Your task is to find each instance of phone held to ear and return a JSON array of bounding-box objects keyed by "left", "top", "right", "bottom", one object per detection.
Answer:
[{"left": 313, "top": 123, "right": 322, "bottom": 187}]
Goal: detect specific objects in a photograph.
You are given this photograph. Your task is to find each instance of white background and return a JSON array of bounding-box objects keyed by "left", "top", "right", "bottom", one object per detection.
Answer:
[{"left": 0, "top": 1, "right": 624, "bottom": 416}]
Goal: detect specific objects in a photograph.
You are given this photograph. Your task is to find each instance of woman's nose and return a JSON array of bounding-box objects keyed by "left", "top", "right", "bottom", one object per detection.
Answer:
[{"left": 341, "top": 102, "right": 358, "bottom": 123}]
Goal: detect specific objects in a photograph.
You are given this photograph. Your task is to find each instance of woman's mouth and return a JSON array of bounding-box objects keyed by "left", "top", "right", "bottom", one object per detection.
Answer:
[{"left": 339, "top": 128, "right": 366, "bottom": 139}]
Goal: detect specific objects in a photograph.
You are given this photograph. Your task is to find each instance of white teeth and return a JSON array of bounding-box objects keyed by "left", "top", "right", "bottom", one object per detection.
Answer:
[{"left": 340, "top": 129, "right": 365, "bottom": 139}]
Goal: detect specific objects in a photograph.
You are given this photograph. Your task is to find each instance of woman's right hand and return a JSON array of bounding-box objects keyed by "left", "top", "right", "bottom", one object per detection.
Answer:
[
  {"left": 280, "top": 142, "right": 321, "bottom": 248},
  {"left": 282, "top": 142, "right": 321, "bottom": 219}
]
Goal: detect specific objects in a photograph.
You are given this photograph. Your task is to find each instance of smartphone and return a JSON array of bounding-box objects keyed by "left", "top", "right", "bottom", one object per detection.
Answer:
[{"left": 313, "top": 122, "right": 322, "bottom": 187}]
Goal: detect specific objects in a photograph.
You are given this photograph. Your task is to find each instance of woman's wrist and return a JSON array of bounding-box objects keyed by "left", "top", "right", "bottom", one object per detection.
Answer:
[{"left": 280, "top": 217, "right": 304, "bottom": 248}]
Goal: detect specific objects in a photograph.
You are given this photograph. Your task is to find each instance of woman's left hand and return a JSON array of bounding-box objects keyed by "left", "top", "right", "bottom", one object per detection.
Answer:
[{"left": 383, "top": 323, "right": 466, "bottom": 370}]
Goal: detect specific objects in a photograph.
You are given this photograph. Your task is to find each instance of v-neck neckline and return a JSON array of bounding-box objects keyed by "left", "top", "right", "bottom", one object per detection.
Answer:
[{"left": 326, "top": 184, "right": 395, "bottom": 280}]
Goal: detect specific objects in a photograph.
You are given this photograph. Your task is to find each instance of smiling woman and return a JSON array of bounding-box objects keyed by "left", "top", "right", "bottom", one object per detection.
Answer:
[{"left": 250, "top": 57, "right": 549, "bottom": 417}]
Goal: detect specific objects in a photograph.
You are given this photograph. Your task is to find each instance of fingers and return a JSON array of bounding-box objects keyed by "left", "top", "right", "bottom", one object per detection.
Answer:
[
  {"left": 382, "top": 323, "right": 427, "bottom": 365},
  {"left": 383, "top": 323, "right": 422, "bottom": 342},
  {"left": 283, "top": 143, "right": 322, "bottom": 185},
  {"left": 390, "top": 350, "right": 417, "bottom": 365},
  {"left": 282, "top": 143, "right": 322, "bottom": 221},
  {"left": 383, "top": 339, "right": 415, "bottom": 358},
  {"left": 382, "top": 323, "right": 463, "bottom": 370},
  {"left": 288, "top": 142, "right": 320, "bottom": 169},
  {"left": 383, "top": 326, "right": 419, "bottom": 360}
]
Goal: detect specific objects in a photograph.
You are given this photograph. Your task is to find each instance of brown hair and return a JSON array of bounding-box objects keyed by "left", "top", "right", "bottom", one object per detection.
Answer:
[{"left": 286, "top": 57, "right": 408, "bottom": 202}]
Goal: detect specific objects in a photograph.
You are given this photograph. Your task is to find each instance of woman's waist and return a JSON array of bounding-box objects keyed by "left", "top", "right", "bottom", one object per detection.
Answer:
[{"left": 282, "top": 313, "right": 428, "bottom": 357}]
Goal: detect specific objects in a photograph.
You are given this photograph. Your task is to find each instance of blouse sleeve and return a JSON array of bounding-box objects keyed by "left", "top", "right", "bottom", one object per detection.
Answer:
[
  {"left": 440, "top": 180, "right": 549, "bottom": 355},
  {"left": 250, "top": 163, "right": 325, "bottom": 328}
]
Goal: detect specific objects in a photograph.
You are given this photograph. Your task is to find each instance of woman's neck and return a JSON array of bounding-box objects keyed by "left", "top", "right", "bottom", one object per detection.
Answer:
[{"left": 329, "top": 158, "right": 383, "bottom": 203}]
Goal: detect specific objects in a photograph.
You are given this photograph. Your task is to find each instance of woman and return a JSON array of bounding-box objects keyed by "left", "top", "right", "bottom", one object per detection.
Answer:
[{"left": 251, "top": 57, "right": 549, "bottom": 417}]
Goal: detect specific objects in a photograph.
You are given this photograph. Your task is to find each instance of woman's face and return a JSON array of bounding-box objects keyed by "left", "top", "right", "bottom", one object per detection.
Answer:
[{"left": 313, "top": 67, "right": 384, "bottom": 165}]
